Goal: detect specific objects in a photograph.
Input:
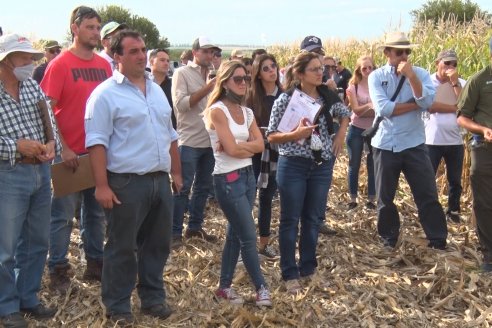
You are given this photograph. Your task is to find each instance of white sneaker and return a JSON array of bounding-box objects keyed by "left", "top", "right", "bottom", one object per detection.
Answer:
[
  {"left": 255, "top": 285, "right": 272, "bottom": 307},
  {"left": 215, "top": 287, "right": 244, "bottom": 305}
]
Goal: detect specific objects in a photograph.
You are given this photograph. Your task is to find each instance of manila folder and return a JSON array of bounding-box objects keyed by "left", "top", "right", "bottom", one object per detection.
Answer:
[{"left": 51, "top": 154, "right": 95, "bottom": 197}]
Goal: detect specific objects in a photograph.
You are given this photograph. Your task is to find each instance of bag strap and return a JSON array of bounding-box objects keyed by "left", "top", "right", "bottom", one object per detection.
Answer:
[
  {"left": 374, "top": 76, "right": 407, "bottom": 124},
  {"left": 390, "top": 76, "right": 406, "bottom": 102}
]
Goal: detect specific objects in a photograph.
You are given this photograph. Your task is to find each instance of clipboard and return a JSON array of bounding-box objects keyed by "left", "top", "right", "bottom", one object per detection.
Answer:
[
  {"left": 277, "top": 89, "right": 322, "bottom": 132},
  {"left": 51, "top": 154, "right": 95, "bottom": 197},
  {"left": 434, "top": 82, "right": 458, "bottom": 105}
]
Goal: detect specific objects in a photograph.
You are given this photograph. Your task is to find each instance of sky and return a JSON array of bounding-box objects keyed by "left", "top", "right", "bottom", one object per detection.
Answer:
[{"left": 2, "top": 0, "right": 492, "bottom": 47}]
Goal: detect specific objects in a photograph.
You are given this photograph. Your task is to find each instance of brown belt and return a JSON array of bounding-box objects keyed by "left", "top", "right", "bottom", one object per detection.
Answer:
[{"left": 16, "top": 157, "right": 42, "bottom": 165}]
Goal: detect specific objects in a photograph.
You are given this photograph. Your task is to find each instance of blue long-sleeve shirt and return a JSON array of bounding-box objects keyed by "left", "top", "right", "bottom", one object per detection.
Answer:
[{"left": 368, "top": 63, "right": 435, "bottom": 152}]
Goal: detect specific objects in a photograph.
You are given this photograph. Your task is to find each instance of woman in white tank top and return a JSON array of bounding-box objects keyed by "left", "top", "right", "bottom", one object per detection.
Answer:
[{"left": 202, "top": 60, "right": 272, "bottom": 307}]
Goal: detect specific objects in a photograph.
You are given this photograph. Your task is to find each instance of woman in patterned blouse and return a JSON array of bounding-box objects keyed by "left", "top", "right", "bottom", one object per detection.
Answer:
[{"left": 266, "top": 52, "right": 350, "bottom": 294}]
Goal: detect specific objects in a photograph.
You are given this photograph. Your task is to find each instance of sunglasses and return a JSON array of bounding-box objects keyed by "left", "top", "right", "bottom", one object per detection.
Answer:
[
  {"left": 214, "top": 52, "right": 222, "bottom": 58},
  {"left": 232, "top": 75, "right": 252, "bottom": 84},
  {"left": 72, "top": 6, "right": 97, "bottom": 23},
  {"left": 48, "top": 48, "right": 61, "bottom": 55},
  {"left": 361, "top": 66, "right": 373, "bottom": 72},
  {"left": 394, "top": 49, "right": 412, "bottom": 56},
  {"left": 324, "top": 65, "right": 336, "bottom": 70},
  {"left": 306, "top": 66, "right": 325, "bottom": 73},
  {"left": 443, "top": 61, "right": 457, "bottom": 67},
  {"left": 261, "top": 63, "right": 277, "bottom": 72}
]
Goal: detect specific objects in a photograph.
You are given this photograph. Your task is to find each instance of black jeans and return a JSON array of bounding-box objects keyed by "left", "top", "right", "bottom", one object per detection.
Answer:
[
  {"left": 102, "top": 172, "right": 173, "bottom": 315},
  {"left": 470, "top": 144, "right": 492, "bottom": 263},
  {"left": 426, "top": 144, "right": 464, "bottom": 213},
  {"left": 373, "top": 144, "right": 448, "bottom": 247}
]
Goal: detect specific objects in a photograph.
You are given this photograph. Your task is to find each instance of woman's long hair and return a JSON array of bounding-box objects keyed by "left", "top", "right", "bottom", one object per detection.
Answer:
[
  {"left": 283, "top": 52, "right": 321, "bottom": 90},
  {"left": 245, "top": 53, "right": 282, "bottom": 122},
  {"left": 203, "top": 60, "right": 247, "bottom": 125},
  {"left": 348, "top": 55, "right": 374, "bottom": 86}
]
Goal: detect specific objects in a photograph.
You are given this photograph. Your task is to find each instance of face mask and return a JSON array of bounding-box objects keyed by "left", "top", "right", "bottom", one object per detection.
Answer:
[
  {"left": 13, "top": 63, "right": 35, "bottom": 81},
  {"left": 225, "top": 88, "right": 244, "bottom": 104}
]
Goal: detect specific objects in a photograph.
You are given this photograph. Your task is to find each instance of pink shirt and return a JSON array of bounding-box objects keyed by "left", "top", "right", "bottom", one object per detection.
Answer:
[{"left": 347, "top": 83, "right": 374, "bottom": 130}]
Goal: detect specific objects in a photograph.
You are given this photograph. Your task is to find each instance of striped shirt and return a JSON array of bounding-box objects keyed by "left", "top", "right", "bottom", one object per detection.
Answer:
[{"left": 0, "top": 78, "right": 60, "bottom": 165}]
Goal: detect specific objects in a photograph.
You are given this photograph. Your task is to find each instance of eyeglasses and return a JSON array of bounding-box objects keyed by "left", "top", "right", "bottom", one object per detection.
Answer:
[
  {"left": 361, "top": 66, "right": 373, "bottom": 72},
  {"left": 261, "top": 63, "right": 277, "bottom": 72},
  {"left": 324, "top": 65, "right": 336, "bottom": 70},
  {"left": 48, "top": 48, "right": 61, "bottom": 55},
  {"left": 394, "top": 48, "right": 412, "bottom": 56},
  {"left": 443, "top": 61, "right": 457, "bottom": 67},
  {"left": 305, "top": 66, "right": 325, "bottom": 73},
  {"left": 232, "top": 75, "right": 252, "bottom": 84}
]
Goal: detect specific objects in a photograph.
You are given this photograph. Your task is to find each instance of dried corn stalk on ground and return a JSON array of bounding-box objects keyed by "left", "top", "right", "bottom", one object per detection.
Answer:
[{"left": 30, "top": 154, "right": 491, "bottom": 327}]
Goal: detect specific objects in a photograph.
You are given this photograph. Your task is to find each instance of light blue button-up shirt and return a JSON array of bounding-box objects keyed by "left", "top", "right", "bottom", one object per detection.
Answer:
[
  {"left": 368, "top": 63, "right": 435, "bottom": 152},
  {"left": 85, "top": 70, "right": 178, "bottom": 174}
]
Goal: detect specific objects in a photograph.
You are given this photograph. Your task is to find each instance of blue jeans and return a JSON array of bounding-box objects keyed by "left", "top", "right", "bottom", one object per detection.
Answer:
[
  {"left": 426, "top": 144, "right": 464, "bottom": 213},
  {"left": 49, "top": 158, "right": 105, "bottom": 269},
  {"left": 276, "top": 156, "right": 333, "bottom": 281},
  {"left": 0, "top": 161, "right": 51, "bottom": 316},
  {"left": 172, "top": 146, "right": 214, "bottom": 236},
  {"left": 214, "top": 166, "right": 266, "bottom": 290},
  {"left": 102, "top": 172, "right": 173, "bottom": 314},
  {"left": 373, "top": 145, "right": 448, "bottom": 248},
  {"left": 252, "top": 153, "right": 277, "bottom": 237},
  {"left": 346, "top": 125, "right": 375, "bottom": 199}
]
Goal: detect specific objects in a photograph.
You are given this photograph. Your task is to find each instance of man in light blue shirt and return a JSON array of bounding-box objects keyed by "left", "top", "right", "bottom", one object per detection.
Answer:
[
  {"left": 368, "top": 32, "right": 447, "bottom": 250},
  {"left": 85, "top": 30, "right": 182, "bottom": 325}
]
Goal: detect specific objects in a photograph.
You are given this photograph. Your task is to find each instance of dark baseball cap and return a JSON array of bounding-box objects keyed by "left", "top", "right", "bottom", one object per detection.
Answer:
[{"left": 300, "top": 35, "right": 324, "bottom": 54}]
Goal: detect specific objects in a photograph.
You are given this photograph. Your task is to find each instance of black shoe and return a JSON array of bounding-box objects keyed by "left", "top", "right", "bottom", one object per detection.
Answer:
[
  {"left": 184, "top": 228, "right": 218, "bottom": 242},
  {"left": 428, "top": 241, "right": 447, "bottom": 250},
  {"left": 107, "top": 312, "right": 135, "bottom": 326},
  {"left": 141, "top": 303, "right": 173, "bottom": 319},
  {"left": 171, "top": 235, "right": 183, "bottom": 249},
  {"left": 348, "top": 202, "right": 357, "bottom": 210},
  {"left": 318, "top": 223, "right": 337, "bottom": 236},
  {"left": 446, "top": 211, "right": 461, "bottom": 224},
  {"left": 20, "top": 304, "right": 56, "bottom": 319},
  {"left": 0, "top": 312, "right": 28, "bottom": 328},
  {"left": 365, "top": 202, "right": 377, "bottom": 210}
]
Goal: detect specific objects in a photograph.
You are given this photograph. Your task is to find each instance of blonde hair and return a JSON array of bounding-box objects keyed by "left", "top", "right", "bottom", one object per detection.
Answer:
[
  {"left": 348, "top": 55, "right": 374, "bottom": 86},
  {"left": 203, "top": 60, "right": 247, "bottom": 125}
]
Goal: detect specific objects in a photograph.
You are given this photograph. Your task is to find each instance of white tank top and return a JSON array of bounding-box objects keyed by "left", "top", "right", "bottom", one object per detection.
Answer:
[{"left": 205, "top": 101, "right": 254, "bottom": 174}]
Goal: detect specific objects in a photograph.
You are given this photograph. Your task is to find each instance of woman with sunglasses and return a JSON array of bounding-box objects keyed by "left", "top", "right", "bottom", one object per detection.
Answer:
[
  {"left": 267, "top": 52, "right": 350, "bottom": 293},
  {"left": 345, "top": 55, "right": 377, "bottom": 210},
  {"left": 203, "top": 60, "right": 272, "bottom": 307},
  {"left": 245, "top": 54, "right": 283, "bottom": 260}
]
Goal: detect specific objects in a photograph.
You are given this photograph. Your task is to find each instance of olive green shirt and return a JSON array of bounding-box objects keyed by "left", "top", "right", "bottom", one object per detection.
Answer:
[{"left": 457, "top": 65, "right": 492, "bottom": 128}]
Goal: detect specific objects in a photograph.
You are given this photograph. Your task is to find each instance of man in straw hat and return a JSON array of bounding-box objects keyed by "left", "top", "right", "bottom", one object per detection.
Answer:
[
  {"left": 457, "top": 37, "right": 492, "bottom": 272},
  {"left": 368, "top": 31, "right": 448, "bottom": 250},
  {"left": 0, "top": 33, "right": 60, "bottom": 327}
]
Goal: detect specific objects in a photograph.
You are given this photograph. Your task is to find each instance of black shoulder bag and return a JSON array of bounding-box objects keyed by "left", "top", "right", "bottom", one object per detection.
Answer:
[{"left": 361, "top": 76, "right": 406, "bottom": 140}]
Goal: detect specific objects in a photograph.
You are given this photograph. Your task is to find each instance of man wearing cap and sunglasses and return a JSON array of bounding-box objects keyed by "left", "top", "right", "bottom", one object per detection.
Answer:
[
  {"left": 40, "top": 5, "right": 112, "bottom": 292},
  {"left": 368, "top": 31, "right": 448, "bottom": 250},
  {"left": 425, "top": 49, "right": 466, "bottom": 224},
  {"left": 32, "top": 40, "right": 62, "bottom": 84},
  {"left": 99, "top": 21, "right": 128, "bottom": 70},
  {"left": 170, "top": 36, "right": 221, "bottom": 248},
  {"left": 0, "top": 33, "right": 60, "bottom": 327},
  {"left": 457, "top": 37, "right": 492, "bottom": 272}
]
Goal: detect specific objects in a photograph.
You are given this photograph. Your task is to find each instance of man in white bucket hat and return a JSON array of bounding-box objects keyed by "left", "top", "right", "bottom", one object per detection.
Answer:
[{"left": 368, "top": 31, "right": 448, "bottom": 251}]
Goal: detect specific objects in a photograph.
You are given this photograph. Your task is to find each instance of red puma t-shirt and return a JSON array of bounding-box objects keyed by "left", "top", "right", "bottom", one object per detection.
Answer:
[{"left": 41, "top": 51, "right": 111, "bottom": 154}]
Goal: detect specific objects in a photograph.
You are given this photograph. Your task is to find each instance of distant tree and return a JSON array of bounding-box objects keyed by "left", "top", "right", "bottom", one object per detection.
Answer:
[
  {"left": 97, "top": 5, "right": 170, "bottom": 49},
  {"left": 411, "top": 0, "right": 491, "bottom": 25}
]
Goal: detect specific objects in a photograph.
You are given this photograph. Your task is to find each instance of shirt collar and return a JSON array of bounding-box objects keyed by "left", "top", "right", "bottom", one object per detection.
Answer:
[{"left": 113, "top": 69, "right": 151, "bottom": 84}]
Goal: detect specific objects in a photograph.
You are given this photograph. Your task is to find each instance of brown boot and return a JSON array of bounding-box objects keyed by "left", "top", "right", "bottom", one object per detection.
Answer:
[
  {"left": 83, "top": 258, "right": 103, "bottom": 282},
  {"left": 49, "top": 264, "right": 73, "bottom": 292}
]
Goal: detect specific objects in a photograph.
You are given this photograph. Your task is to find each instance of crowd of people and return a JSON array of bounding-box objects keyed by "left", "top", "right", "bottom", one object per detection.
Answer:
[{"left": 2, "top": 4, "right": 492, "bottom": 327}]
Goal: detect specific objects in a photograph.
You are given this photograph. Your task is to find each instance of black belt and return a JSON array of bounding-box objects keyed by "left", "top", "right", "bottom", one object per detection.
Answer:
[
  {"left": 16, "top": 157, "right": 42, "bottom": 165},
  {"left": 108, "top": 170, "right": 166, "bottom": 177}
]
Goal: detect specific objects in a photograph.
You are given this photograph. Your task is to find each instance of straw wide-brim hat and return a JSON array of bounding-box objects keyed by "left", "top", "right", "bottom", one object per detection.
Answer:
[{"left": 377, "top": 32, "right": 418, "bottom": 50}]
